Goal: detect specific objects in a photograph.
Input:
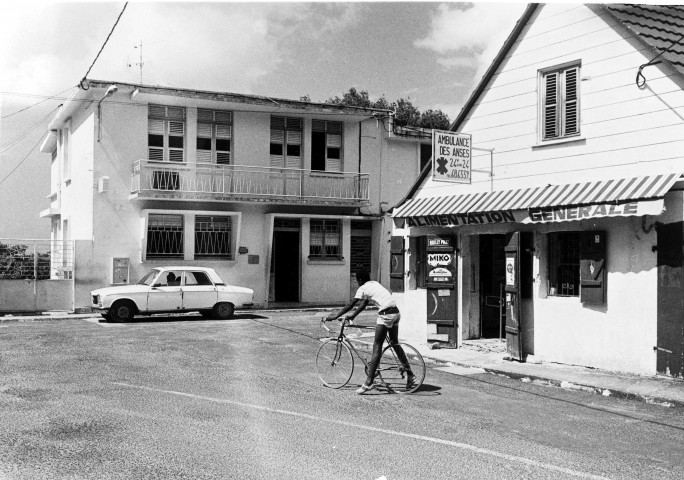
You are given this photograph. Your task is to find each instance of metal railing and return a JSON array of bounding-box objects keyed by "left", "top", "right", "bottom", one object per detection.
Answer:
[
  {"left": 131, "top": 160, "right": 370, "bottom": 205},
  {"left": 0, "top": 239, "right": 74, "bottom": 280}
]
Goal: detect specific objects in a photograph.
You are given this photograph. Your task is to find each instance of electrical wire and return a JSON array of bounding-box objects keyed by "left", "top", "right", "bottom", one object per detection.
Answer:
[
  {"left": 0, "top": 131, "right": 48, "bottom": 187},
  {"left": 1, "top": 105, "right": 60, "bottom": 154},
  {"left": 78, "top": 2, "right": 128, "bottom": 90},
  {"left": 1, "top": 87, "right": 74, "bottom": 119}
]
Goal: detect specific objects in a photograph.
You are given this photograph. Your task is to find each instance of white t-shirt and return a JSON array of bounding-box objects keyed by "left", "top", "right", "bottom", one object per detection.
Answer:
[{"left": 354, "top": 281, "right": 396, "bottom": 311}]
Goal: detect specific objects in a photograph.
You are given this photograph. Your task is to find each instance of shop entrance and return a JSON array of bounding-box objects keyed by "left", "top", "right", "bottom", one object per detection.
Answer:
[
  {"left": 479, "top": 235, "right": 506, "bottom": 339},
  {"left": 271, "top": 219, "right": 300, "bottom": 302}
]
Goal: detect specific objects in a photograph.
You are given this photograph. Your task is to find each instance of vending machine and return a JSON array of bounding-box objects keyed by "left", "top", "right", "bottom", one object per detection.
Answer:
[{"left": 425, "top": 235, "right": 458, "bottom": 344}]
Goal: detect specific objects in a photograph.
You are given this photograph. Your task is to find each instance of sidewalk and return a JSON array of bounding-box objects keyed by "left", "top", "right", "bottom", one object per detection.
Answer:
[{"left": 3, "top": 310, "right": 684, "bottom": 408}]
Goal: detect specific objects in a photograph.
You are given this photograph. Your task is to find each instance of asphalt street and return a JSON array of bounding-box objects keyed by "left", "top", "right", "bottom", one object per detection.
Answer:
[{"left": 1, "top": 310, "right": 683, "bottom": 479}]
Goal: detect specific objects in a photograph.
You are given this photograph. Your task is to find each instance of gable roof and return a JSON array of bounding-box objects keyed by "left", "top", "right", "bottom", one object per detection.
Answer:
[{"left": 394, "top": 3, "right": 684, "bottom": 209}]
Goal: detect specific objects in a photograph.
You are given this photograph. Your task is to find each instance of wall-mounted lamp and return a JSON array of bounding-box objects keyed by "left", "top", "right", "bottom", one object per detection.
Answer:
[{"left": 97, "top": 85, "right": 118, "bottom": 142}]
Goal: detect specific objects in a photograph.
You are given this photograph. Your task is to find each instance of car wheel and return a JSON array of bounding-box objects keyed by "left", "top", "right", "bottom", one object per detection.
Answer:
[
  {"left": 199, "top": 310, "right": 213, "bottom": 318},
  {"left": 212, "top": 302, "right": 234, "bottom": 320},
  {"left": 109, "top": 300, "right": 136, "bottom": 322}
]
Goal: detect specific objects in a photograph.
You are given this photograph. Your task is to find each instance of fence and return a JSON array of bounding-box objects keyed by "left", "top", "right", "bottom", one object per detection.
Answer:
[{"left": 0, "top": 239, "right": 75, "bottom": 312}]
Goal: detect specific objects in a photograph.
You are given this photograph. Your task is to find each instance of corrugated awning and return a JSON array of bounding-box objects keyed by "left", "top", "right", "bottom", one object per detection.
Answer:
[{"left": 392, "top": 173, "right": 682, "bottom": 225}]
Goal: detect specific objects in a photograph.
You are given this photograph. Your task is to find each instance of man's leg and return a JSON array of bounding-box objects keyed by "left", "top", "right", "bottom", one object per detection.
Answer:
[
  {"left": 386, "top": 322, "right": 412, "bottom": 373},
  {"left": 362, "top": 323, "right": 387, "bottom": 387}
]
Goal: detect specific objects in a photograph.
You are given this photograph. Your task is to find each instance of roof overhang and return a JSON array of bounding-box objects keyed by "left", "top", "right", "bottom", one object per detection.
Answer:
[{"left": 392, "top": 172, "right": 682, "bottom": 228}]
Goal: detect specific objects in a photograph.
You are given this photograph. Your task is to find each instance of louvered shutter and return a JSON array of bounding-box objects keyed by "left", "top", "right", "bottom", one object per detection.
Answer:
[
  {"left": 149, "top": 105, "right": 166, "bottom": 117},
  {"left": 286, "top": 130, "right": 301, "bottom": 168},
  {"left": 564, "top": 67, "right": 579, "bottom": 135},
  {"left": 216, "top": 124, "right": 231, "bottom": 164},
  {"left": 580, "top": 231, "right": 606, "bottom": 306},
  {"left": 327, "top": 134, "right": 342, "bottom": 172},
  {"left": 270, "top": 129, "right": 284, "bottom": 168},
  {"left": 197, "top": 123, "right": 213, "bottom": 163},
  {"left": 543, "top": 72, "right": 559, "bottom": 139},
  {"left": 389, "top": 236, "right": 405, "bottom": 293},
  {"left": 168, "top": 121, "right": 184, "bottom": 162},
  {"left": 148, "top": 118, "right": 165, "bottom": 161}
]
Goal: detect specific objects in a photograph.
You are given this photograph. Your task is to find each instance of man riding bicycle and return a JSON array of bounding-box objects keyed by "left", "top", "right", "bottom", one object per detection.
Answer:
[{"left": 326, "top": 269, "right": 417, "bottom": 394}]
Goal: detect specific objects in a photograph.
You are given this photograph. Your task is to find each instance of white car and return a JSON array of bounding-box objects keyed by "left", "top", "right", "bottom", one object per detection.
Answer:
[{"left": 91, "top": 266, "right": 254, "bottom": 322}]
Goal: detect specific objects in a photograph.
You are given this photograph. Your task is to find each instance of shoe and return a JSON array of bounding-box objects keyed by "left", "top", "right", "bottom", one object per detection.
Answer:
[
  {"left": 406, "top": 373, "right": 418, "bottom": 390},
  {"left": 356, "top": 383, "right": 376, "bottom": 395}
]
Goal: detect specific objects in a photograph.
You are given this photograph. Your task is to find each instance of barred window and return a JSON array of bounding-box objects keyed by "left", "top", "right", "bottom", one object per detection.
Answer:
[
  {"left": 548, "top": 232, "right": 580, "bottom": 296},
  {"left": 195, "top": 216, "right": 232, "bottom": 259},
  {"left": 310, "top": 219, "right": 341, "bottom": 259},
  {"left": 146, "top": 214, "right": 184, "bottom": 259},
  {"left": 197, "top": 109, "right": 232, "bottom": 165},
  {"left": 148, "top": 104, "right": 186, "bottom": 162}
]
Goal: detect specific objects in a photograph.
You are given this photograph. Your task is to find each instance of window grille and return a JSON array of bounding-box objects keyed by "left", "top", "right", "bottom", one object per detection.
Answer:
[
  {"left": 548, "top": 231, "right": 580, "bottom": 296},
  {"left": 195, "top": 215, "right": 232, "bottom": 259},
  {"left": 148, "top": 104, "right": 186, "bottom": 162},
  {"left": 310, "top": 219, "right": 341, "bottom": 259},
  {"left": 541, "top": 64, "right": 580, "bottom": 140},
  {"left": 312, "top": 120, "right": 343, "bottom": 172},
  {"left": 147, "top": 214, "right": 184, "bottom": 258}
]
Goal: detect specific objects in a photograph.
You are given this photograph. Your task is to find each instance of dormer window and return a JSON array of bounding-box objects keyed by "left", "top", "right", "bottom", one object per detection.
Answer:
[{"left": 540, "top": 63, "right": 580, "bottom": 141}]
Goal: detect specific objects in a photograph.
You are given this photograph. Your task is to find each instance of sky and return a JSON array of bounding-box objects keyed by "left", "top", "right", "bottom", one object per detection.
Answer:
[{"left": 0, "top": 1, "right": 529, "bottom": 239}]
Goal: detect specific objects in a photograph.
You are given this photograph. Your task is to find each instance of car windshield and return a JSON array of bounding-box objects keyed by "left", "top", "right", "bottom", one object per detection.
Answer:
[{"left": 137, "top": 270, "right": 159, "bottom": 286}]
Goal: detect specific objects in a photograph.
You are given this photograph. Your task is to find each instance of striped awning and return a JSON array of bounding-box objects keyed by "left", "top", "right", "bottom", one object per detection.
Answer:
[{"left": 393, "top": 172, "right": 681, "bottom": 222}]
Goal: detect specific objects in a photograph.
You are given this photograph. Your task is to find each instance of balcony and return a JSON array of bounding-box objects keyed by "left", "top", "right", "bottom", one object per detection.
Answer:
[{"left": 130, "top": 160, "right": 370, "bottom": 206}]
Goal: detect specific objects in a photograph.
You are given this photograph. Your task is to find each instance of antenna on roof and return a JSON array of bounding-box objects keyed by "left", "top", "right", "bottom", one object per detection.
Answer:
[{"left": 127, "top": 41, "right": 144, "bottom": 84}]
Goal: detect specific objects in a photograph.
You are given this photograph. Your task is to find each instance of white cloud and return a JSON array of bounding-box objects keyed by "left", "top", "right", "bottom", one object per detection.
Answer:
[{"left": 415, "top": 2, "right": 528, "bottom": 79}]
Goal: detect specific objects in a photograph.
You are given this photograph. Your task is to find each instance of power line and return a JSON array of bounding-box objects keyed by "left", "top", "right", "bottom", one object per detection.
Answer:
[
  {"left": 78, "top": 2, "right": 128, "bottom": 90},
  {"left": 1, "top": 87, "right": 74, "bottom": 119},
  {"left": 1, "top": 105, "right": 60, "bottom": 154},
  {"left": 0, "top": 131, "right": 48, "bottom": 188}
]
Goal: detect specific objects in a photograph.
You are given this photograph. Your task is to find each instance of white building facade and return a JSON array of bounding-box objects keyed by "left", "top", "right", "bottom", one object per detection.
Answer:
[
  {"left": 40, "top": 80, "right": 429, "bottom": 311},
  {"left": 391, "top": 4, "right": 684, "bottom": 377}
]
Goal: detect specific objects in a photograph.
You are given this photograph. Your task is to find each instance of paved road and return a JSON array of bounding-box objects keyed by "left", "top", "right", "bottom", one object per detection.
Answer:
[{"left": 1, "top": 311, "right": 683, "bottom": 479}]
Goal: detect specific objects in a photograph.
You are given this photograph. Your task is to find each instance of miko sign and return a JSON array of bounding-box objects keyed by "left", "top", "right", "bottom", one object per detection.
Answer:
[{"left": 432, "top": 129, "right": 472, "bottom": 184}]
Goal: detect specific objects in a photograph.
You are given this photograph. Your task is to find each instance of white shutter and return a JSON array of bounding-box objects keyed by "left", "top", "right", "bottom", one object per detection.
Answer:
[
  {"left": 197, "top": 109, "right": 214, "bottom": 122},
  {"left": 271, "top": 130, "right": 284, "bottom": 143},
  {"left": 197, "top": 151, "right": 212, "bottom": 163},
  {"left": 327, "top": 134, "right": 341, "bottom": 148},
  {"left": 217, "top": 152, "right": 231, "bottom": 164},
  {"left": 197, "top": 123, "right": 212, "bottom": 137},
  {"left": 215, "top": 111, "right": 232, "bottom": 123},
  {"left": 166, "top": 106, "right": 185, "bottom": 119},
  {"left": 216, "top": 124, "right": 232, "bottom": 139},
  {"left": 148, "top": 118, "right": 164, "bottom": 133},
  {"left": 270, "top": 155, "right": 284, "bottom": 168},
  {"left": 169, "top": 121, "right": 184, "bottom": 135},
  {"left": 287, "top": 130, "right": 301, "bottom": 145},
  {"left": 149, "top": 105, "right": 166, "bottom": 117},
  {"left": 149, "top": 148, "right": 164, "bottom": 162}
]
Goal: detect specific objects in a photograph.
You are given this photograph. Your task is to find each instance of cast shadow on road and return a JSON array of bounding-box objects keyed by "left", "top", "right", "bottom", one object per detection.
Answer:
[
  {"left": 451, "top": 372, "right": 684, "bottom": 432},
  {"left": 100, "top": 313, "right": 269, "bottom": 324}
]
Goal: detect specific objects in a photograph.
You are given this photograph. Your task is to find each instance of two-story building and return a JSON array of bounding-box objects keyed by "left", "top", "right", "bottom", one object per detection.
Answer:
[
  {"left": 391, "top": 3, "right": 684, "bottom": 378},
  {"left": 40, "top": 80, "right": 429, "bottom": 311}
]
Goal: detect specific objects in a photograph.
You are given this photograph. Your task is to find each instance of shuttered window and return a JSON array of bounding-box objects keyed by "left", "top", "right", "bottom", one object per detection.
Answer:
[
  {"left": 146, "top": 214, "right": 184, "bottom": 258},
  {"left": 148, "top": 105, "right": 186, "bottom": 162},
  {"left": 541, "top": 64, "right": 580, "bottom": 140},
  {"left": 311, "top": 120, "right": 343, "bottom": 172},
  {"left": 389, "top": 236, "right": 405, "bottom": 293},
  {"left": 197, "top": 109, "right": 232, "bottom": 165},
  {"left": 270, "top": 116, "right": 302, "bottom": 169}
]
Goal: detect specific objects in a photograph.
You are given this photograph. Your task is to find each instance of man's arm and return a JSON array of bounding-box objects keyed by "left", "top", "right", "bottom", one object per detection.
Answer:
[
  {"left": 346, "top": 298, "right": 369, "bottom": 321},
  {"left": 325, "top": 298, "right": 360, "bottom": 321}
]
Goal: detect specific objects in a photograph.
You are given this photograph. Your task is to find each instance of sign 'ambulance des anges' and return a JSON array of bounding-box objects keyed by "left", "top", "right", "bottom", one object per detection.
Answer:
[{"left": 432, "top": 130, "right": 472, "bottom": 184}]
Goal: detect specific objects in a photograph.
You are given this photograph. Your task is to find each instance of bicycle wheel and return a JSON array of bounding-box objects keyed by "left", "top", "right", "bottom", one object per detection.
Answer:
[
  {"left": 316, "top": 338, "right": 354, "bottom": 389},
  {"left": 377, "top": 342, "right": 425, "bottom": 394}
]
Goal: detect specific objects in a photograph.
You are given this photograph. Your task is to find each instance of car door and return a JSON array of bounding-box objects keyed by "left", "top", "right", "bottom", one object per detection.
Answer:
[
  {"left": 182, "top": 270, "right": 218, "bottom": 310},
  {"left": 147, "top": 270, "right": 183, "bottom": 312}
]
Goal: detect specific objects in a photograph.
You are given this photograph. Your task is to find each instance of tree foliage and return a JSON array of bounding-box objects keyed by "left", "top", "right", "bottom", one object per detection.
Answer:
[{"left": 324, "top": 88, "right": 451, "bottom": 130}]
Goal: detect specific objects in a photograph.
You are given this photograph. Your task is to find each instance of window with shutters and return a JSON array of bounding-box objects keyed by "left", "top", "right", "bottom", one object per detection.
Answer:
[
  {"left": 146, "top": 214, "right": 184, "bottom": 259},
  {"left": 539, "top": 63, "right": 580, "bottom": 141},
  {"left": 309, "top": 219, "right": 341, "bottom": 259},
  {"left": 197, "top": 109, "right": 232, "bottom": 165},
  {"left": 148, "top": 104, "right": 186, "bottom": 162},
  {"left": 195, "top": 215, "right": 232, "bottom": 259},
  {"left": 311, "top": 120, "right": 343, "bottom": 172},
  {"left": 270, "top": 116, "right": 302, "bottom": 169},
  {"left": 548, "top": 232, "right": 580, "bottom": 297}
]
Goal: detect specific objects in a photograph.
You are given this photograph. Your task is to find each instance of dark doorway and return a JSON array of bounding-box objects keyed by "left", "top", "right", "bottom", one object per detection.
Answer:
[
  {"left": 479, "top": 234, "right": 506, "bottom": 338},
  {"left": 272, "top": 220, "right": 300, "bottom": 302},
  {"left": 656, "top": 221, "right": 684, "bottom": 378},
  {"left": 350, "top": 221, "right": 373, "bottom": 299}
]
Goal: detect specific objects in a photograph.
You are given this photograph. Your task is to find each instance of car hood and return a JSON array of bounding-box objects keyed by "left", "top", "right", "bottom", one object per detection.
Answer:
[{"left": 91, "top": 285, "right": 150, "bottom": 296}]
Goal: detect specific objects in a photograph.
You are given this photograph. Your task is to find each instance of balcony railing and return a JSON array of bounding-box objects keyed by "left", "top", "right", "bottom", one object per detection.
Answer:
[{"left": 130, "top": 160, "right": 370, "bottom": 206}]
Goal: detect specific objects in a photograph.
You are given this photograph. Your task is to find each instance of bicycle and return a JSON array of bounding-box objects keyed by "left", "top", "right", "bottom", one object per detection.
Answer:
[{"left": 316, "top": 316, "right": 426, "bottom": 394}]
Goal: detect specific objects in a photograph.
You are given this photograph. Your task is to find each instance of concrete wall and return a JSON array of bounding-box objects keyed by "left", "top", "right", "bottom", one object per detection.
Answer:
[{"left": 0, "top": 279, "right": 73, "bottom": 312}]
